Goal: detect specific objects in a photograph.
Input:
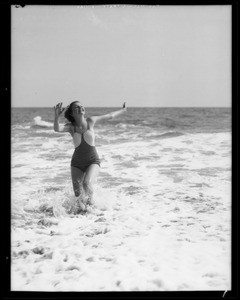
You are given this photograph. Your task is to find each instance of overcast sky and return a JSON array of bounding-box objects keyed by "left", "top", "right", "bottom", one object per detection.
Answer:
[{"left": 12, "top": 5, "right": 231, "bottom": 107}]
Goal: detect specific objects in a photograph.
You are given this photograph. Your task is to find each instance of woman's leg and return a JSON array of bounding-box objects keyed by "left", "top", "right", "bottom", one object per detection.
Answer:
[
  {"left": 71, "top": 166, "right": 85, "bottom": 197},
  {"left": 71, "top": 166, "right": 87, "bottom": 212},
  {"left": 83, "top": 164, "right": 100, "bottom": 205}
]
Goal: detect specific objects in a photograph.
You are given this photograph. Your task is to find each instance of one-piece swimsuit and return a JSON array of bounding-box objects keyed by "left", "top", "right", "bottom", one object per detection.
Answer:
[{"left": 71, "top": 126, "right": 100, "bottom": 172}]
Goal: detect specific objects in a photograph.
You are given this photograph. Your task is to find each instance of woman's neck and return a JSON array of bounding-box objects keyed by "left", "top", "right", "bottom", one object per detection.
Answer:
[{"left": 74, "top": 115, "right": 86, "bottom": 128}]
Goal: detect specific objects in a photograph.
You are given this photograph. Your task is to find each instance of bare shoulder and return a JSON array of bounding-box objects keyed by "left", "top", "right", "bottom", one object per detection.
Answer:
[
  {"left": 87, "top": 117, "right": 95, "bottom": 130},
  {"left": 87, "top": 116, "right": 95, "bottom": 122}
]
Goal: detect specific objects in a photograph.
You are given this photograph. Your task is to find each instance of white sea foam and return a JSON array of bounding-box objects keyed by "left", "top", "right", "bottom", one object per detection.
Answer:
[{"left": 11, "top": 118, "right": 231, "bottom": 291}]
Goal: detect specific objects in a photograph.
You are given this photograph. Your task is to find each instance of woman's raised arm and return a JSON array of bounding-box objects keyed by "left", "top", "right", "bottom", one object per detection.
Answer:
[
  {"left": 53, "top": 102, "right": 71, "bottom": 133},
  {"left": 89, "top": 102, "right": 127, "bottom": 125}
]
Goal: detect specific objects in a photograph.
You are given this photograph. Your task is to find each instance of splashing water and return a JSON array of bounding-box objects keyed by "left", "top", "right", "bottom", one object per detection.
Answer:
[{"left": 19, "top": 183, "right": 120, "bottom": 220}]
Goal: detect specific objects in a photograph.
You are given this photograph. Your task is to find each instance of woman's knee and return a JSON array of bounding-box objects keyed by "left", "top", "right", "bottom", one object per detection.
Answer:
[
  {"left": 71, "top": 167, "right": 84, "bottom": 193},
  {"left": 74, "top": 189, "right": 80, "bottom": 197},
  {"left": 83, "top": 178, "right": 93, "bottom": 191},
  {"left": 72, "top": 179, "right": 82, "bottom": 197}
]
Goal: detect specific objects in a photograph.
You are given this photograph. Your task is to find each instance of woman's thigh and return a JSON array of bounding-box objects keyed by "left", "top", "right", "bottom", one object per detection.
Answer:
[
  {"left": 84, "top": 164, "right": 100, "bottom": 186},
  {"left": 71, "top": 167, "right": 84, "bottom": 194}
]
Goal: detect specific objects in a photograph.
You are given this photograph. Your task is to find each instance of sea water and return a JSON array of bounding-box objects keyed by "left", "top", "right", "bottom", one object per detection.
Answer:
[{"left": 11, "top": 107, "right": 231, "bottom": 291}]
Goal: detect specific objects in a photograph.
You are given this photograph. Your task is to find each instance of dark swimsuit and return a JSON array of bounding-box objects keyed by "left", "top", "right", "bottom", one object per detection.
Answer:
[{"left": 71, "top": 127, "right": 101, "bottom": 173}]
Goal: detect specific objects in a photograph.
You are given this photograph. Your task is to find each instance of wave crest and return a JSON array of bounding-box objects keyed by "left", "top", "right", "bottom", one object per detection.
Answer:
[
  {"left": 32, "top": 116, "right": 53, "bottom": 128},
  {"left": 145, "top": 131, "right": 185, "bottom": 140}
]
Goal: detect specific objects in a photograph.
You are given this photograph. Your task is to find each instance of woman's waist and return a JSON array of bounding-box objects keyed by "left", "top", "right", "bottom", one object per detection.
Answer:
[
  {"left": 71, "top": 154, "right": 101, "bottom": 165},
  {"left": 72, "top": 147, "right": 99, "bottom": 160}
]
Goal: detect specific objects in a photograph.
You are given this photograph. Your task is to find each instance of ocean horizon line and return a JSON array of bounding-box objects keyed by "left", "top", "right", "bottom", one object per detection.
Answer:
[{"left": 12, "top": 106, "right": 231, "bottom": 109}]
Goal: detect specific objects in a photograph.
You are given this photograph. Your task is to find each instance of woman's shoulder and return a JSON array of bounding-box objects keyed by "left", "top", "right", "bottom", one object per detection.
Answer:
[
  {"left": 86, "top": 117, "right": 95, "bottom": 130},
  {"left": 86, "top": 116, "right": 94, "bottom": 123}
]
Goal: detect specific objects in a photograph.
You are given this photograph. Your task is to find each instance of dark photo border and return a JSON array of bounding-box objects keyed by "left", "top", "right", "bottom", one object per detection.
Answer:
[{"left": 2, "top": 0, "right": 239, "bottom": 299}]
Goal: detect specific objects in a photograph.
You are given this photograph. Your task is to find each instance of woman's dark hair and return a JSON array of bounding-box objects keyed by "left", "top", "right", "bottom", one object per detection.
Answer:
[{"left": 64, "top": 101, "right": 78, "bottom": 124}]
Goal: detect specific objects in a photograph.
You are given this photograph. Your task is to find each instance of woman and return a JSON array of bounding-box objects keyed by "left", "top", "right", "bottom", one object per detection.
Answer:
[{"left": 53, "top": 101, "right": 127, "bottom": 212}]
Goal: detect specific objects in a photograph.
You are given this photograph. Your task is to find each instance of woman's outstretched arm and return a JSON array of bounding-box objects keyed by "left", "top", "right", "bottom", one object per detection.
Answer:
[{"left": 89, "top": 102, "right": 127, "bottom": 125}]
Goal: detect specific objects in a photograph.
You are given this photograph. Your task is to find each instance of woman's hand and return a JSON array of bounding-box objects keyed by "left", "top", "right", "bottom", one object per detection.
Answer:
[
  {"left": 122, "top": 102, "right": 127, "bottom": 111},
  {"left": 54, "top": 102, "right": 65, "bottom": 117}
]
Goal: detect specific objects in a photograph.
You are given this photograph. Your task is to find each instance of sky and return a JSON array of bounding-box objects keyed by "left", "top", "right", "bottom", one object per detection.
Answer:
[{"left": 11, "top": 5, "right": 231, "bottom": 107}]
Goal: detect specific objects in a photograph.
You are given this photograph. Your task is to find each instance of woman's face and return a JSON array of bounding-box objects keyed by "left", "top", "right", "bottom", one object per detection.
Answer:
[{"left": 71, "top": 102, "right": 85, "bottom": 117}]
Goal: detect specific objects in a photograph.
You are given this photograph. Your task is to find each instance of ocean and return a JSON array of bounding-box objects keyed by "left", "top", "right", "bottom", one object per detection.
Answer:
[{"left": 11, "top": 107, "right": 231, "bottom": 291}]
